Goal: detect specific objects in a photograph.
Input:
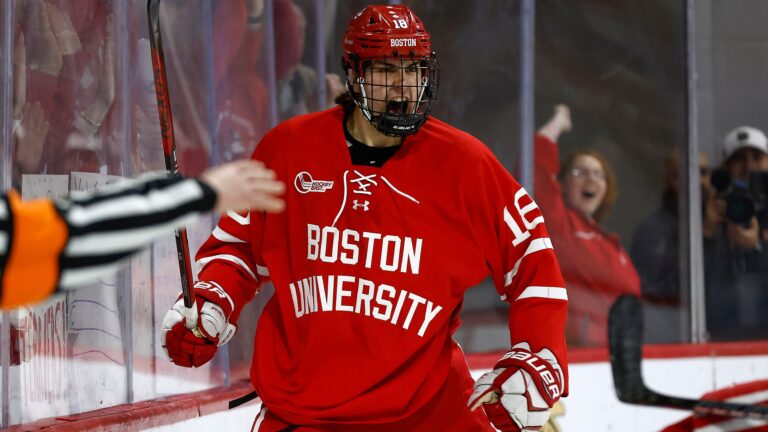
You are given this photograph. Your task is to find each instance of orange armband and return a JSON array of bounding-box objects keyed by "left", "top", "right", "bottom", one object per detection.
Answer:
[{"left": 1, "top": 192, "right": 68, "bottom": 308}]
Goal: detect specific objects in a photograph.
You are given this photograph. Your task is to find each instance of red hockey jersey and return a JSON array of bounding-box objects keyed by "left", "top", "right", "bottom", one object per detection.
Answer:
[
  {"left": 534, "top": 134, "right": 640, "bottom": 347},
  {"left": 195, "top": 107, "right": 569, "bottom": 426}
]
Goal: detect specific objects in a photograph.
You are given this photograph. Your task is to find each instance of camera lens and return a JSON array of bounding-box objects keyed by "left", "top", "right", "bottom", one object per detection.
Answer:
[
  {"left": 710, "top": 168, "right": 731, "bottom": 194},
  {"left": 726, "top": 193, "right": 756, "bottom": 225}
]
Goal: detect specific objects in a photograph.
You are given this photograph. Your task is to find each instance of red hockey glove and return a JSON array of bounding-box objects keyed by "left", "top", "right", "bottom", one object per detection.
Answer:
[
  {"left": 468, "top": 342, "right": 564, "bottom": 432},
  {"left": 161, "top": 281, "right": 237, "bottom": 368}
]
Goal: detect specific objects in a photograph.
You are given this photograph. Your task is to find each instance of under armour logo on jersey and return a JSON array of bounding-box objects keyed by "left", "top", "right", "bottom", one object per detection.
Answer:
[
  {"left": 331, "top": 170, "right": 420, "bottom": 228},
  {"left": 351, "top": 170, "right": 378, "bottom": 195},
  {"left": 352, "top": 200, "right": 370, "bottom": 211},
  {"left": 294, "top": 171, "right": 334, "bottom": 194}
]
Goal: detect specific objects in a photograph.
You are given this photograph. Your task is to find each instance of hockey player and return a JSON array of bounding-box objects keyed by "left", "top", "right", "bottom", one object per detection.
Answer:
[
  {"left": 0, "top": 159, "right": 285, "bottom": 308},
  {"left": 162, "top": 5, "right": 568, "bottom": 431}
]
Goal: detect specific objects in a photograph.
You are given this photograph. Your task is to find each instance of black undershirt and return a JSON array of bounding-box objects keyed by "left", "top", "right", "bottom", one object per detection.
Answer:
[{"left": 344, "top": 117, "right": 402, "bottom": 167}]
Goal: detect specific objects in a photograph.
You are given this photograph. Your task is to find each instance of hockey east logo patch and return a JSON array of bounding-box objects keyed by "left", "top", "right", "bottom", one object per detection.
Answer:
[{"left": 294, "top": 171, "right": 334, "bottom": 194}]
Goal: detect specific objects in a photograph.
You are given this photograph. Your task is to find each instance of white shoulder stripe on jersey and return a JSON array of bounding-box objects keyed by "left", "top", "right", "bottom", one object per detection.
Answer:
[
  {"left": 515, "top": 286, "right": 568, "bottom": 301},
  {"left": 67, "top": 180, "right": 203, "bottom": 227},
  {"left": 197, "top": 254, "right": 258, "bottom": 281},
  {"left": 212, "top": 226, "right": 247, "bottom": 243},
  {"left": 66, "top": 214, "right": 199, "bottom": 256},
  {"left": 256, "top": 264, "right": 269, "bottom": 277},
  {"left": 504, "top": 237, "right": 553, "bottom": 287},
  {"left": 226, "top": 210, "right": 251, "bottom": 225}
]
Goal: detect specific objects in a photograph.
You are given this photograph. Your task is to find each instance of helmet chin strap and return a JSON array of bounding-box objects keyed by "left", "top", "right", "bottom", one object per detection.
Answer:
[
  {"left": 413, "top": 76, "right": 429, "bottom": 114},
  {"left": 350, "top": 77, "right": 375, "bottom": 124}
]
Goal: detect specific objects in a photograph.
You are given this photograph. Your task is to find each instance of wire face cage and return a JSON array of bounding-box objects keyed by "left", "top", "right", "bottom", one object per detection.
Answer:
[{"left": 347, "top": 56, "right": 440, "bottom": 137}]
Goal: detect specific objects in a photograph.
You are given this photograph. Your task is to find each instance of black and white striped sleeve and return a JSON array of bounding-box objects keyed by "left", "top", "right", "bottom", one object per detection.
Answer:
[{"left": 55, "top": 174, "right": 217, "bottom": 289}]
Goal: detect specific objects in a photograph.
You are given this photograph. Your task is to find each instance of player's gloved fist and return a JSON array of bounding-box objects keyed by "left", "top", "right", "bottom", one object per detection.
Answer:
[
  {"left": 161, "top": 281, "right": 237, "bottom": 368},
  {"left": 468, "top": 342, "right": 564, "bottom": 432}
]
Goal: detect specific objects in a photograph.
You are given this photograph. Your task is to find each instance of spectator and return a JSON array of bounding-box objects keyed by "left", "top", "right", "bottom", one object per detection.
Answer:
[
  {"left": 213, "top": 0, "right": 271, "bottom": 163},
  {"left": 12, "top": 32, "right": 51, "bottom": 188},
  {"left": 630, "top": 150, "right": 712, "bottom": 343},
  {"left": 272, "top": 0, "right": 345, "bottom": 121},
  {"left": 158, "top": 0, "right": 273, "bottom": 173},
  {"left": 16, "top": 0, "right": 114, "bottom": 175},
  {"left": 704, "top": 126, "right": 768, "bottom": 340},
  {"left": 536, "top": 104, "right": 640, "bottom": 347},
  {"left": 763, "top": 149, "right": 768, "bottom": 244}
]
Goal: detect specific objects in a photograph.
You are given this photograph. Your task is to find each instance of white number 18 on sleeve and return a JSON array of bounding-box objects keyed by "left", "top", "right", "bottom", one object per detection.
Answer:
[{"left": 504, "top": 189, "right": 544, "bottom": 247}]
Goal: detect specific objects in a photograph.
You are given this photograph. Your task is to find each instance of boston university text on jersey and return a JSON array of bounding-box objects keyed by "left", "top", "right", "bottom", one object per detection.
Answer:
[
  {"left": 287, "top": 224, "right": 442, "bottom": 338},
  {"left": 306, "top": 224, "right": 422, "bottom": 273}
]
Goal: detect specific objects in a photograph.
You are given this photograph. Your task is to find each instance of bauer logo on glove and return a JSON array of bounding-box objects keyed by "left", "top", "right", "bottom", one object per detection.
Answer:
[
  {"left": 499, "top": 348, "right": 563, "bottom": 400},
  {"left": 468, "top": 342, "right": 565, "bottom": 432}
]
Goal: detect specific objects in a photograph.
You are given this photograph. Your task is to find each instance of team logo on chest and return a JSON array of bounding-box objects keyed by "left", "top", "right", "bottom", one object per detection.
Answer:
[
  {"left": 294, "top": 171, "right": 334, "bottom": 194},
  {"left": 351, "top": 170, "right": 378, "bottom": 196},
  {"left": 352, "top": 199, "right": 370, "bottom": 211},
  {"left": 348, "top": 170, "right": 378, "bottom": 211},
  {"left": 330, "top": 170, "right": 421, "bottom": 226}
]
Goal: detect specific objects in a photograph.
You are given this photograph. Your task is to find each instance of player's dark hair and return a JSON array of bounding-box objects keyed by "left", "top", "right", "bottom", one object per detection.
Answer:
[{"left": 335, "top": 92, "right": 356, "bottom": 113}]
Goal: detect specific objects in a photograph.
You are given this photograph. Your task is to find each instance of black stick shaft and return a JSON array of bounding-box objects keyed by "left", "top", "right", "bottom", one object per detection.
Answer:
[
  {"left": 609, "top": 295, "right": 768, "bottom": 420},
  {"left": 147, "top": 0, "right": 196, "bottom": 309}
]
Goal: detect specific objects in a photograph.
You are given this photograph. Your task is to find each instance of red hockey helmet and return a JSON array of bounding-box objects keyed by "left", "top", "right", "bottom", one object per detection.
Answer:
[
  {"left": 341, "top": 5, "right": 440, "bottom": 137},
  {"left": 342, "top": 4, "right": 432, "bottom": 65}
]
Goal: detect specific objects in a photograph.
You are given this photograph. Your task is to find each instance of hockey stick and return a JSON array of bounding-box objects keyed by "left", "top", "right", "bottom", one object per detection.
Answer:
[
  {"left": 608, "top": 294, "right": 768, "bottom": 419},
  {"left": 147, "top": 0, "right": 201, "bottom": 333}
]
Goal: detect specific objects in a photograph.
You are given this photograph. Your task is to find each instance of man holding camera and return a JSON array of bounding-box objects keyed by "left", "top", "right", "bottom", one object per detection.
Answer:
[{"left": 705, "top": 126, "right": 768, "bottom": 340}]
